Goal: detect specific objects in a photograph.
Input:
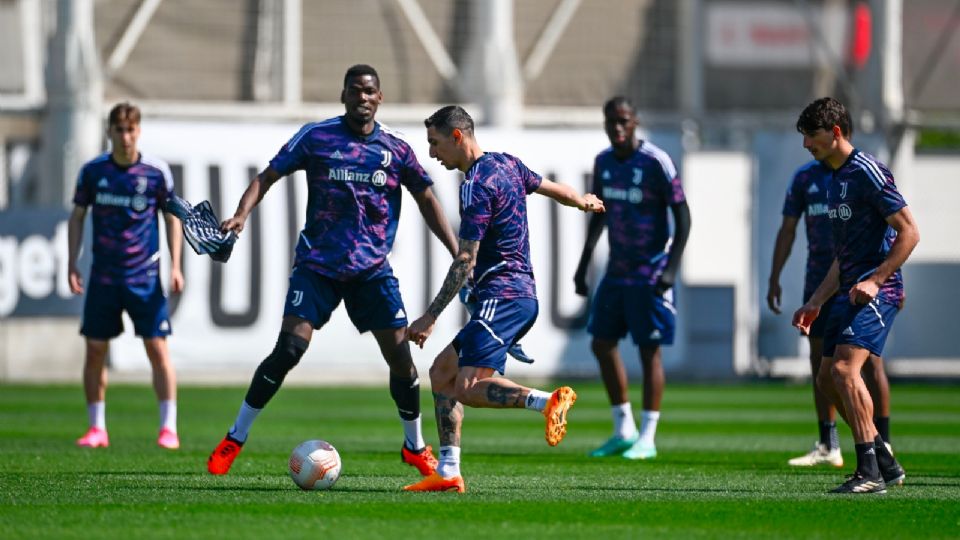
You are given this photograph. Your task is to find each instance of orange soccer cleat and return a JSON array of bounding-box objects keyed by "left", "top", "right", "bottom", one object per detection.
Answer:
[
  {"left": 403, "top": 472, "right": 465, "bottom": 493},
  {"left": 544, "top": 386, "right": 577, "bottom": 446},
  {"left": 207, "top": 435, "right": 243, "bottom": 475},
  {"left": 401, "top": 444, "right": 439, "bottom": 476}
]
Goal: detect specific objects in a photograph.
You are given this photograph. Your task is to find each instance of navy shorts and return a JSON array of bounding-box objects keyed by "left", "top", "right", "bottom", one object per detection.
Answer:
[
  {"left": 80, "top": 276, "right": 171, "bottom": 339},
  {"left": 283, "top": 266, "right": 407, "bottom": 332},
  {"left": 806, "top": 295, "right": 838, "bottom": 339},
  {"left": 587, "top": 278, "right": 676, "bottom": 346},
  {"left": 453, "top": 297, "right": 538, "bottom": 374},
  {"left": 823, "top": 298, "right": 899, "bottom": 357}
]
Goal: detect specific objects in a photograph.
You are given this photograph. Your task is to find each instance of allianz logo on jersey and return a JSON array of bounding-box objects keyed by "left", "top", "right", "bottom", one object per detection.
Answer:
[
  {"left": 95, "top": 191, "right": 149, "bottom": 211},
  {"left": 827, "top": 203, "right": 853, "bottom": 221},
  {"left": 806, "top": 202, "right": 829, "bottom": 217},
  {"left": 602, "top": 185, "right": 643, "bottom": 204},
  {"left": 328, "top": 167, "right": 387, "bottom": 187}
]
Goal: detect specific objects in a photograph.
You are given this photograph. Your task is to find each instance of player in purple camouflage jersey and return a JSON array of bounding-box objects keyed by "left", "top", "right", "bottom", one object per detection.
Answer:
[
  {"left": 768, "top": 159, "right": 893, "bottom": 468},
  {"left": 573, "top": 97, "right": 691, "bottom": 460},
  {"left": 403, "top": 105, "right": 605, "bottom": 493},
  {"left": 67, "top": 102, "right": 184, "bottom": 450},
  {"left": 207, "top": 65, "right": 459, "bottom": 478},
  {"left": 792, "top": 97, "right": 919, "bottom": 494}
]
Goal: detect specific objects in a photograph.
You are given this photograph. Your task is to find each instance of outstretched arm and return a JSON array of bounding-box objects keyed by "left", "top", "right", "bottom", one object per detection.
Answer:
[
  {"left": 406, "top": 238, "right": 480, "bottom": 348},
  {"left": 412, "top": 187, "right": 459, "bottom": 258},
  {"left": 534, "top": 178, "right": 605, "bottom": 213},
  {"left": 221, "top": 167, "right": 282, "bottom": 234},
  {"left": 654, "top": 201, "right": 691, "bottom": 295},
  {"left": 766, "top": 216, "right": 799, "bottom": 314}
]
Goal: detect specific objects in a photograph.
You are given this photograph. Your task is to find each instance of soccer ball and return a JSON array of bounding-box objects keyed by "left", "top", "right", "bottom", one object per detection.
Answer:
[{"left": 288, "top": 439, "right": 342, "bottom": 490}]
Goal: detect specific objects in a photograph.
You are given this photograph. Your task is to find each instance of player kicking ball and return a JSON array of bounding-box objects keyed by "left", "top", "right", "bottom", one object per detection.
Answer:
[{"left": 403, "top": 106, "right": 605, "bottom": 493}]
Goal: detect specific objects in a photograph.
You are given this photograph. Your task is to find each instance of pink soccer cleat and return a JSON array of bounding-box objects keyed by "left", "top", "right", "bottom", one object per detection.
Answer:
[
  {"left": 76, "top": 427, "right": 110, "bottom": 448},
  {"left": 157, "top": 428, "right": 180, "bottom": 449}
]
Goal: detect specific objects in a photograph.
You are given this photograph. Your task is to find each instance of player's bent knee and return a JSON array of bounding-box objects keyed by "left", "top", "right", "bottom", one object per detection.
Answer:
[{"left": 263, "top": 332, "right": 309, "bottom": 375}]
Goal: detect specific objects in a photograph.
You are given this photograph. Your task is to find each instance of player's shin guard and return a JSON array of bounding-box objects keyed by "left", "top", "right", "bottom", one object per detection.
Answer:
[
  {"left": 244, "top": 332, "right": 309, "bottom": 408},
  {"left": 389, "top": 375, "right": 421, "bottom": 421}
]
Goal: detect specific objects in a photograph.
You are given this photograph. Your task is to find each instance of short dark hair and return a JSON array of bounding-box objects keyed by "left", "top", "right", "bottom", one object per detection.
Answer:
[
  {"left": 424, "top": 105, "right": 474, "bottom": 136},
  {"left": 796, "top": 97, "right": 853, "bottom": 138},
  {"left": 108, "top": 102, "right": 140, "bottom": 127},
  {"left": 343, "top": 64, "right": 380, "bottom": 89},
  {"left": 603, "top": 96, "right": 635, "bottom": 117}
]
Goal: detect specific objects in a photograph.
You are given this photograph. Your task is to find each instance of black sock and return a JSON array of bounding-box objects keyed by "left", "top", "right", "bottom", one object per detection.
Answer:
[
  {"left": 389, "top": 375, "right": 421, "bottom": 422},
  {"left": 819, "top": 421, "right": 839, "bottom": 449},
  {"left": 243, "top": 333, "right": 309, "bottom": 408},
  {"left": 874, "top": 435, "right": 896, "bottom": 469},
  {"left": 854, "top": 442, "right": 880, "bottom": 479},
  {"left": 244, "top": 362, "right": 285, "bottom": 409},
  {"left": 874, "top": 416, "right": 890, "bottom": 444}
]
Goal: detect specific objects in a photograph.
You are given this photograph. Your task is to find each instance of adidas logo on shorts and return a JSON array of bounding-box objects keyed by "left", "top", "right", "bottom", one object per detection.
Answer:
[
  {"left": 842, "top": 327, "right": 855, "bottom": 336},
  {"left": 395, "top": 308, "right": 406, "bottom": 319}
]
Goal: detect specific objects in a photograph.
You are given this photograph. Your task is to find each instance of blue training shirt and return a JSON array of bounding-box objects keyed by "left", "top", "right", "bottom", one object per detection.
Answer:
[{"left": 72, "top": 152, "right": 174, "bottom": 285}]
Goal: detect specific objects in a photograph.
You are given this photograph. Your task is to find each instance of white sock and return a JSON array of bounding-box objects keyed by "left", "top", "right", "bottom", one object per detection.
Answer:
[
  {"left": 639, "top": 410, "right": 660, "bottom": 445},
  {"left": 88, "top": 401, "right": 106, "bottom": 430},
  {"left": 612, "top": 402, "right": 638, "bottom": 439},
  {"left": 228, "top": 401, "right": 262, "bottom": 443},
  {"left": 402, "top": 416, "right": 426, "bottom": 451},
  {"left": 437, "top": 445, "right": 461, "bottom": 478},
  {"left": 524, "top": 389, "right": 551, "bottom": 412},
  {"left": 159, "top": 400, "right": 177, "bottom": 432}
]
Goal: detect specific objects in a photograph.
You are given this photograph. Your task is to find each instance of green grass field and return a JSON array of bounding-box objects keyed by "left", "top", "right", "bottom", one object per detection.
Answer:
[{"left": 1, "top": 382, "right": 958, "bottom": 539}]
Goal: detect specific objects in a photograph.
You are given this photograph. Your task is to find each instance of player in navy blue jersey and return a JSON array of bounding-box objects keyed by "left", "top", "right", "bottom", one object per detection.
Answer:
[
  {"left": 68, "top": 102, "right": 184, "bottom": 450},
  {"left": 573, "top": 97, "right": 691, "bottom": 460},
  {"left": 792, "top": 97, "right": 919, "bottom": 494},
  {"left": 768, "top": 160, "right": 893, "bottom": 468},
  {"left": 207, "top": 65, "right": 459, "bottom": 478},
  {"left": 402, "top": 105, "right": 605, "bottom": 493}
]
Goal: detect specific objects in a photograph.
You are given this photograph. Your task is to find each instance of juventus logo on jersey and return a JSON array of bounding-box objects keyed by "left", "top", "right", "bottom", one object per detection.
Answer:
[
  {"left": 136, "top": 177, "right": 149, "bottom": 194},
  {"left": 632, "top": 168, "right": 643, "bottom": 185},
  {"left": 380, "top": 150, "right": 392, "bottom": 167},
  {"left": 839, "top": 181, "right": 849, "bottom": 199},
  {"left": 291, "top": 290, "right": 304, "bottom": 307}
]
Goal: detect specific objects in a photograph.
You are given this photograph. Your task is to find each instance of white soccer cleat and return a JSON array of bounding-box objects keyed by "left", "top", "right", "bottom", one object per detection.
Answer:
[{"left": 788, "top": 442, "right": 843, "bottom": 467}]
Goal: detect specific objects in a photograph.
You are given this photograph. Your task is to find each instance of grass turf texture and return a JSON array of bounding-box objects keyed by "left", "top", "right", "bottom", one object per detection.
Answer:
[{"left": 1, "top": 382, "right": 958, "bottom": 539}]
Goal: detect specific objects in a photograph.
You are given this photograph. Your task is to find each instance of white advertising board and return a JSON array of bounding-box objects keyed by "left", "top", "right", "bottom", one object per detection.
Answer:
[{"left": 109, "top": 119, "right": 613, "bottom": 382}]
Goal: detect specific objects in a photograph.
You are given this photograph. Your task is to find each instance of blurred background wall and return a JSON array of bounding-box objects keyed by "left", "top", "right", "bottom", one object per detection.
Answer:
[{"left": 1, "top": 0, "right": 957, "bottom": 383}]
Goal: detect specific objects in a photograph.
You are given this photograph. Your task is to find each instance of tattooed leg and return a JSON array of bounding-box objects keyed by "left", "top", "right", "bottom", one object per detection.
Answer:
[
  {"left": 433, "top": 391, "right": 464, "bottom": 447},
  {"left": 454, "top": 367, "right": 530, "bottom": 409}
]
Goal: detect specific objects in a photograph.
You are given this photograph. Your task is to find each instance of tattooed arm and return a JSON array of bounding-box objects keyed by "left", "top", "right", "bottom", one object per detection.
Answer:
[{"left": 406, "top": 237, "right": 480, "bottom": 348}]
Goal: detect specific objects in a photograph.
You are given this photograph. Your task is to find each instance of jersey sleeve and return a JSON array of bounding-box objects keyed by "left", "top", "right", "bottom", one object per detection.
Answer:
[
  {"left": 864, "top": 167, "right": 907, "bottom": 218},
  {"left": 398, "top": 143, "right": 433, "bottom": 194},
  {"left": 662, "top": 160, "right": 685, "bottom": 205},
  {"left": 458, "top": 181, "right": 494, "bottom": 241},
  {"left": 518, "top": 158, "right": 543, "bottom": 194},
  {"left": 268, "top": 124, "right": 312, "bottom": 176},
  {"left": 72, "top": 164, "right": 93, "bottom": 207},
  {"left": 157, "top": 159, "right": 176, "bottom": 204},
  {"left": 651, "top": 154, "right": 685, "bottom": 205},
  {"left": 781, "top": 171, "right": 804, "bottom": 217}
]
